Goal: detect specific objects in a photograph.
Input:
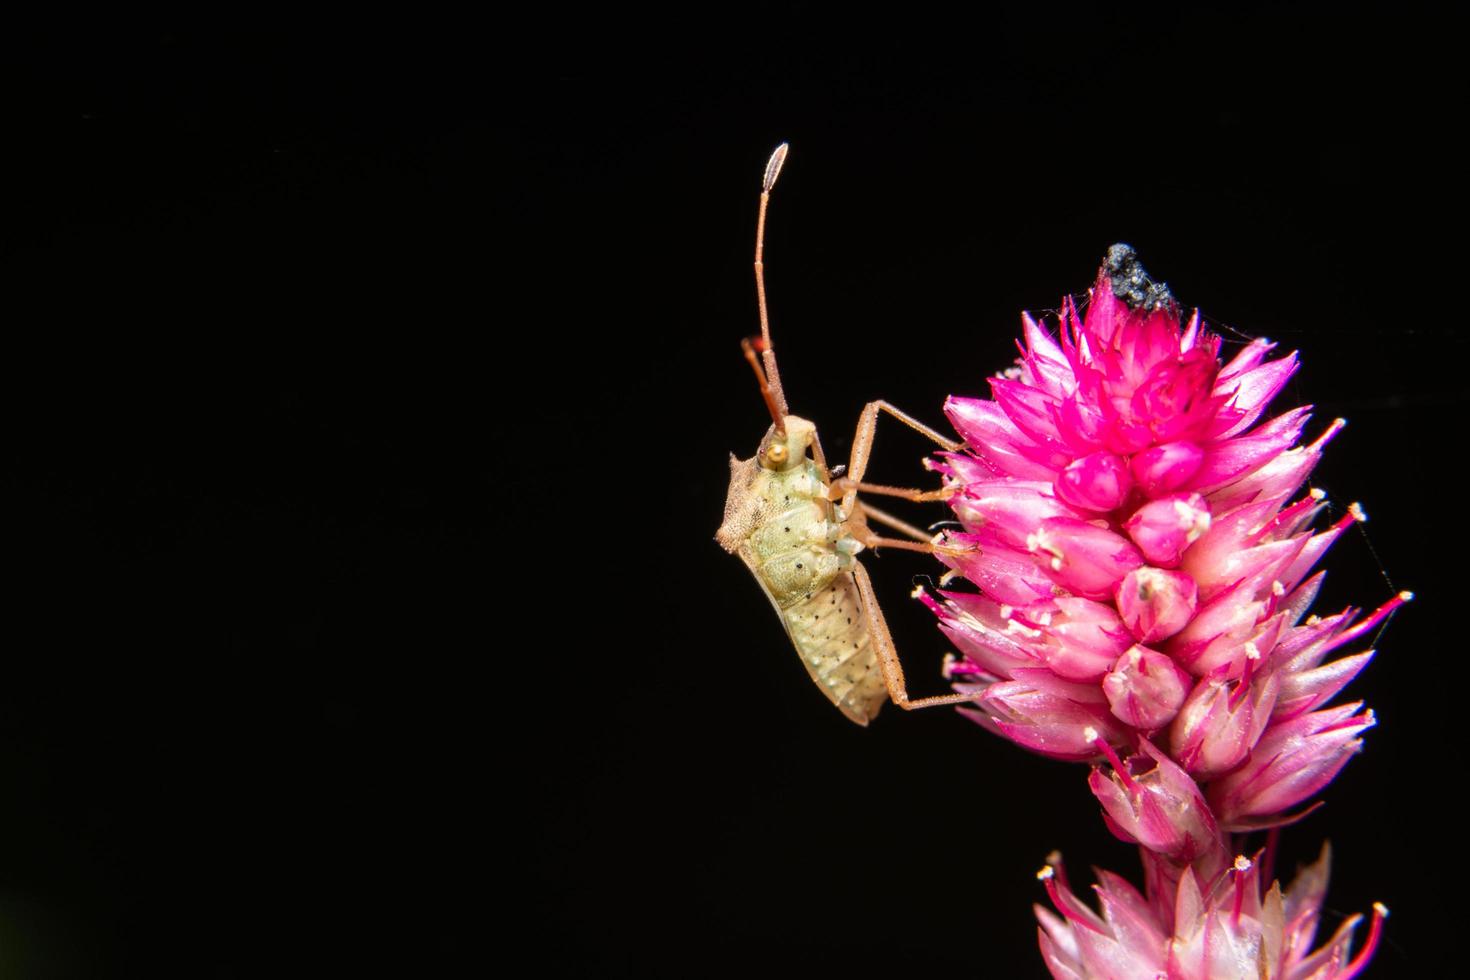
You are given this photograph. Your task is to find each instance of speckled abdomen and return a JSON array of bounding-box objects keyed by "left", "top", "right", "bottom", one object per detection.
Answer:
[{"left": 782, "top": 572, "right": 886, "bottom": 725}]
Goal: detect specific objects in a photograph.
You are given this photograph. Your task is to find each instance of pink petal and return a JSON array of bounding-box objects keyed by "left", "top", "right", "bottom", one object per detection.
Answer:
[
  {"left": 1056, "top": 451, "right": 1134, "bottom": 513},
  {"left": 1031, "top": 518, "right": 1146, "bottom": 600},
  {"left": 1116, "top": 566, "right": 1199, "bottom": 643}
]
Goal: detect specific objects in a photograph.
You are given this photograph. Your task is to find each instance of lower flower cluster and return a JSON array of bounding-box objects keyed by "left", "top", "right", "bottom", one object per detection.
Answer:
[{"left": 923, "top": 247, "right": 1401, "bottom": 977}]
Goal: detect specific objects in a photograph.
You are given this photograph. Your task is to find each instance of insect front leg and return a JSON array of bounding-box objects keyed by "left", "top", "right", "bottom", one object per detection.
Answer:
[
  {"left": 835, "top": 399, "right": 963, "bottom": 514},
  {"left": 851, "top": 561, "right": 980, "bottom": 711}
]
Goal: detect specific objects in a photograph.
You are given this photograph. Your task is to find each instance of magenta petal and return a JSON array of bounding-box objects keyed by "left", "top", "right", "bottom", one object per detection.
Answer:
[
  {"left": 1056, "top": 451, "right": 1134, "bottom": 512},
  {"left": 975, "top": 671, "right": 1126, "bottom": 760},
  {"left": 951, "top": 481, "right": 1082, "bottom": 547},
  {"left": 1176, "top": 495, "right": 1290, "bottom": 588},
  {"left": 919, "top": 590, "right": 1043, "bottom": 680},
  {"left": 1089, "top": 740, "right": 1221, "bottom": 861},
  {"left": 1208, "top": 702, "right": 1375, "bottom": 828},
  {"left": 1185, "top": 407, "right": 1311, "bottom": 494},
  {"left": 1116, "top": 567, "right": 1198, "bottom": 643},
  {"left": 1216, "top": 336, "right": 1277, "bottom": 383},
  {"left": 943, "top": 397, "right": 1064, "bottom": 479},
  {"left": 1123, "top": 493, "right": 1211, "bottom": 568},
  {"left": 937, "top": 537, "right": 1058, "bottom": 606},
  {"left": 989, "top": 377, "right": 1067, "bottom": 446},
  {"left": 1210, "top": 350, "right": 1299, "bottom": 440},
  {"left": 1273, "top": 650, "right": 1374, "bottom": 721},
  {"left": 1032, "top": 518, "right": 1146, "bottom": 600},
  {"left": 1102, "top": 644, "right": 1191, "bottom": 730},
  {"left": 1019, "top": 311, "right": 1074, "bottom": 397},
  {"left": 1028, "top": 597, "right": 1134, "bottom": 681},
  {"left": 1131, "top": 441, "right": 1205, "bottom": 498},
  {"left": 1169, "top": 668, "right": 1279, "bottom": 780}
]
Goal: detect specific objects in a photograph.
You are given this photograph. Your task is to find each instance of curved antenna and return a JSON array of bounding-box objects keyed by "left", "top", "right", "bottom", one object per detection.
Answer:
[{"left": 754, "top": 142, "right": 790, "bottom": 418}]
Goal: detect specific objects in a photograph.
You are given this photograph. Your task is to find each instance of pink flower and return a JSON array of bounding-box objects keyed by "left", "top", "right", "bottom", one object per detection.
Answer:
[
  {"left": 925, "top": 246, "right": 1405, "bottom": 976},
  {"left": 928, "top": 245, "right": 1399, "bottom": 813},
  {"left": 1036, "top": 846, "right": 1387, "bottom": 980}
]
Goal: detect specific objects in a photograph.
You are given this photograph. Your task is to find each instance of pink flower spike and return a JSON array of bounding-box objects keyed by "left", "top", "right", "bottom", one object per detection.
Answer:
[
  {"left": 1030, "top": 518, "right": 1146, "bottom": 600},
  {"left": 1036, "top": 840, "right": 1385, "bottom": 980},
  {"left": 1102, "top": 644, "right": 1192, "bottom": 730},
  {"left": 921, "top": 247, "right": 1395, "bottom": 979},
  {"left": 1123, "top": 493, "right": 1211, "bottom": 568},
  {"left": 1208, "top": 702, "right": 1376, "bottom": 830},
  {"left": 1116, "top": 566, "right": 1199, "bottom": 643},
  {"left": 1056, "top": 451, "right": 1134, "bottom": 513}
]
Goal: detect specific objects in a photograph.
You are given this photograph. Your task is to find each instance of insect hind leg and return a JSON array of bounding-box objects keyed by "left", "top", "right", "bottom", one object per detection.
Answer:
[{"left": 851, "top": 561, "right": 979, "bottom": 712}]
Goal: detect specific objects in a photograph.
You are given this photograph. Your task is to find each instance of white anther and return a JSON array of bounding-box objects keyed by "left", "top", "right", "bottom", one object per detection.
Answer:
[
  {"left": 1349, "top": 502, "right": 1367, "bottom": 522},
  {"left": 1234, "top": 855, "right": 1253, "bottom": 873}
]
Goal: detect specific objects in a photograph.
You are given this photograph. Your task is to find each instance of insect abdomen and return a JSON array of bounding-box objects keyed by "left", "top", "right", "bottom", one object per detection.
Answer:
[{"left": 783, "top": 572, "right": 886, "bottom": 725}]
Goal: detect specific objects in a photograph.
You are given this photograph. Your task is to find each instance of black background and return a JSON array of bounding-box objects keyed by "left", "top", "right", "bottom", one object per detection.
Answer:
[{"left": 9, "top": 8, "right": 1458, "bottom": 977}]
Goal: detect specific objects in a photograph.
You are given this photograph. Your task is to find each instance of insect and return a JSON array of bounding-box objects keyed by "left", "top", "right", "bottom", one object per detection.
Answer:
[{"left": 715, "top": 143, "right": 977, "bottom": 725}]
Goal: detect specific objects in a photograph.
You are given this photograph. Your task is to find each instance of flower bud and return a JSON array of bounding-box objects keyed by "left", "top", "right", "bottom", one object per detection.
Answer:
[
  {"left": 1102, "top": 645, "right": 1191, "bottom": 730},
  {"left": 1029, "top": 518, "right": 1145, "bottom": 600},
  {"left": 971, "top": 668, "right": 1127, "bottom": 761},
  {"left": 1207, "top": 702, "right": 1375, "bottom": 830},
  {"left": 1131, "top": 440, "right": 1205, "bottom": 497},
  {"left": 1089, "top": 739, "right": 1222, "bottom": 861},
  {"left": 1056, "top": 451, "right": 1133, "bottom": 512},
  {"left": 1116, "top": 566, "right": 1198, "bottom": 643},
  {"left": 1169, "top": 668, "right": 1279, "bottom": 780},
  {"left": 1123, "top": 493, "right": 1211, "bottom": 567}
]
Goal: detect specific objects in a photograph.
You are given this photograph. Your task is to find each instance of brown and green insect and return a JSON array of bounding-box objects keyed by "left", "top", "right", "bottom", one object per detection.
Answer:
[{"left": 715, "top": 143, "right": 976, "bottom": 726}]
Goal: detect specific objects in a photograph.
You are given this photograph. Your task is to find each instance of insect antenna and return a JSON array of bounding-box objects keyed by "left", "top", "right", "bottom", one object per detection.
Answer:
[
  {"left": 740, "top": 336, "right": 785, "bottom": 434},
  {"left": 754, "top": 142, "right": 790, "bottom": 420}
]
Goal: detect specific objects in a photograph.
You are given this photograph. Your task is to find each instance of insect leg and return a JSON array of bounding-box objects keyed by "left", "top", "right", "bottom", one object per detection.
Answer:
[
  {"left": 841, "top": 399, "right": 960, "bottom": 514},
  {"left": 850, "top": 516, "right": 977, "bottom": 557},
  {"left": 852, "top": 561, "right": 980, "bottom": 712},
  {"left": 835, "top": 479, "right": 957, "bottom": 503},
  {"left": 856, "top": 501, "right": 931, "bottom": 543},
  {"left": 863, "top": 400, "right": 963, "bottom": 456}
]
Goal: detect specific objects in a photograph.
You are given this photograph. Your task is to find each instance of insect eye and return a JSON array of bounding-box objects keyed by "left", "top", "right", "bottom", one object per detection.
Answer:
[{"left": 765, "top": 443, "right": 789, "bottom": 466}]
